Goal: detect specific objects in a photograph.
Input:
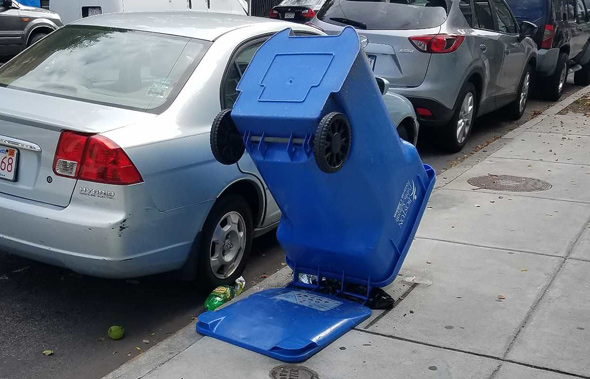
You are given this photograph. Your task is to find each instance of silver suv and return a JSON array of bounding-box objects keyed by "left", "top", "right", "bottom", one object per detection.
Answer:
[
  {"left": 311, "top": 0, "right": 538, "bottom": 152},
  {"left": 0, "top": 0, "right": 62, "bottom": 59}
]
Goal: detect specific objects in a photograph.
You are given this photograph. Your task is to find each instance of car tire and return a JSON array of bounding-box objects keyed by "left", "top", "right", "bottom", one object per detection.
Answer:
[
  {"left": 397, "top": 124, "right": 410, "bottom": 144},
  {"left": 28, "top": 33, "right": 48, "bottom": 46},
  {"left": 196, "top": 194, "right": 253, "bottom": 291},
  {"left": 439, "top": 82, "right": 477, "bottom": 153},
  {"left": 574, "top": 61, "right": 590, "bottom": 86},
  {"left": 541, "top": 52, "right": 568, "bottom": 101},
  {"left": 506, "top": 65, "right": 532, "bottom": 120}
]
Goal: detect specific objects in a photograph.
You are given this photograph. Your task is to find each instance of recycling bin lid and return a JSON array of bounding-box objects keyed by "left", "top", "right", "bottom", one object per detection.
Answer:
[{"left": 196, "top": 287, "right": 371, "bottom": 362}]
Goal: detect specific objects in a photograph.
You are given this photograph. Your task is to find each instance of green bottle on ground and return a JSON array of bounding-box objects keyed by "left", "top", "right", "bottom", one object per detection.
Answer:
[{"left": 204, "top": 277, "right": 245, "bottom": 311}]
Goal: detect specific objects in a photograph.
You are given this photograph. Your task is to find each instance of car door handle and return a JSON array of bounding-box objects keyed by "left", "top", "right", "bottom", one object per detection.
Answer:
[{"left": 480, "top": 44, "right": 487, "bottom": 52}]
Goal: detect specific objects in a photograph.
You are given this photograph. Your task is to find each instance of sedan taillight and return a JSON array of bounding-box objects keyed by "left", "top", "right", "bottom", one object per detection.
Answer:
[
  {"left": 409, "top": 34, "right": 465, "bottom": 54},
  {"left": 269, "top": 9, "right": 278, "bottom": 18},
  {"left": 301, "top": 9, "right": 316, "bottom": 18},
  {"left": 53, "top": 131, "right": 142, "bottom": 185}
]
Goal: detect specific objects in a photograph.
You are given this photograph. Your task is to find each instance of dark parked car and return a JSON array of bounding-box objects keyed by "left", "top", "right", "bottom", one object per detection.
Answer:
[
  {"left": 506, "top": 0, "right": 590, "bottom": 100},
  {"left": 0, "top": 0, "right": 62, "bottom": 60},
  {"left": 269, "top": 0, "right": 325, "bottom": 23}
]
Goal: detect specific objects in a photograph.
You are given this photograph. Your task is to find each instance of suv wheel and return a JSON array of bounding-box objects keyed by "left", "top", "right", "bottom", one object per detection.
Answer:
[
  {"left": 507, "top": 65, "right": 532, "bottom": 120},
  {"left": 574, "top": 61, "right": 590, "bottom": 86},
  {"left": 28, "top": 33, "right": 48, "bottom": 46},
  {"left": 440, "top": 82, "right": 477, "bottom": 153},
  {"left": 197, "top": 194, "right": 253, "bottom": 291},
  {"left": 541, "top": 52, "right": 569, "bottom": 101}
]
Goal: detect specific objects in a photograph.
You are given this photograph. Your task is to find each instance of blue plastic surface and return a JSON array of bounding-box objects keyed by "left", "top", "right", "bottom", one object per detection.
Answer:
[
  {"left": 231, "top": 27, "right": 435, "bottom": 288},
  {"left": 196, "top": 288, "right": 371, "bottom": 362}
]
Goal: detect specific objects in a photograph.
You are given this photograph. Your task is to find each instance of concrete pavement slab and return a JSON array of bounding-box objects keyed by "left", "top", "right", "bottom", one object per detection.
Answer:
[
  {"left": 507, "top": 260, "right": 590, "bottom": 377},
  {"left": 495, "top": 363, "right": 581, "bottom": 379},
  {"left": 491, "top": 132, "right": 590, "bottom": 166},
  {"left": 416, "top": 189, "right": 590, "bottom": 256},
  {"left": 444, "top": 158, "right": 590, "bottom": 203},
  {"left": 143, "top": 330, "right": 500, "bottom": 379},
  {"left": 362, "top": 239, "right": 561, "bottom": 357},
  {"left": 529, "top": 115, "right": 590, "bottom": 136},
  {"left": 570, "top": 225, "right": 590, "bottom": 261}
]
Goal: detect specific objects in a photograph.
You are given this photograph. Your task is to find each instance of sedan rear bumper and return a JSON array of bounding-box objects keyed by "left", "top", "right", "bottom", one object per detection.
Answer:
[{"left": 0, "top": 183, "right": 213, "bottom": 278}]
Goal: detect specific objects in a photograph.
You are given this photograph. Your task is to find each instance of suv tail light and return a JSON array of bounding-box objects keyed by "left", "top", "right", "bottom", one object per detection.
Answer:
[
  {"left": 269, "top": 9, "right": 278, "bottom": 18},
  {"left": 409, "top": 34, "right": 465, "bottom": 54},
  {"left": 301, "top": 9, "right": 316, "bottom": 18},
  {"left": 541, "top": 24, "right": 555, "bottom": 49},
  {"left": 53, "top": 131, "right": 142, "bottom": 185}
]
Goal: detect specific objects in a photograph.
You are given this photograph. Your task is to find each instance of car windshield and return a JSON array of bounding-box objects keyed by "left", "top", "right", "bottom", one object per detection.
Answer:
[
  {"left": 0, "top": 26, "right": 210, "bottom": 113},
  {"left": 505, "top": 0, "right": 545, "bottom": 22},
  {"left": 278, "top": 0, "right": 324, "bottom": 6},
  {"left": 317, "top": 0, "right": 448, "bottom": 30}
]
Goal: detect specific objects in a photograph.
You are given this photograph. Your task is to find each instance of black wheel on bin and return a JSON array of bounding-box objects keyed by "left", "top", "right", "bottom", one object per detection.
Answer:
[
  {"left": 313, "top": 112, "right": 352, "bottom": 173},
  {"left": 210, "top": 109, "right": 245, "bottom": 165}
]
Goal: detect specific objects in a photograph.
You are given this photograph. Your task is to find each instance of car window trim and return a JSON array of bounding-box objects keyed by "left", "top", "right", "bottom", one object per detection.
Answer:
[
  {"left": 491, "top": 0, "right": 520, "bottom": 35},
  {"left": 473, "top": 0, "right": 499, "bottom": 32}
]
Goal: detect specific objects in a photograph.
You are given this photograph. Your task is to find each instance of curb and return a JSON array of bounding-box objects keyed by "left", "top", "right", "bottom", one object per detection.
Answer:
[
  {"left": 102, "top": 268, "right": 293, "bottom": 379},
  {"left": 102, "top": 83, "right": 590, "bottom": 379}
]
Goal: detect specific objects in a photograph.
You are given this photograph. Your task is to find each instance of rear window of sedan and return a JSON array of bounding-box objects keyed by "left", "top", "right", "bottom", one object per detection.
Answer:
[
  {"left": 0, "top": 26, "right": 211, "bottom": 113},
  {"left": 317, "top": 0, "right": 449, "bottom": 30}
]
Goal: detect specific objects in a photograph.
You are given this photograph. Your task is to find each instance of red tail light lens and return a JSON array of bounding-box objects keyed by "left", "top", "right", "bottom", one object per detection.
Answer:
[
  {"left": 416, "top": 107, "right": 433, "bottom": 118},
  {"left": 301, "top": 9, "right": 316, "bottom": 18},
  {"left": 53, "top": 131, "right": 142, "bottom": 185},
  {"left": 409, "top": 34, "right": 465, "bottom": 54},
  {"left": 53, "top": 131, "right": 91, "bottom": 178},
  {"left": 269, "top": 9, "right": 278, "bottom": 18},
  {"left": 79, "top": 136, "right": 142, "bottom": 185},
  {"left": 541, "top": 24, "right": 555, "bottom": 49}
]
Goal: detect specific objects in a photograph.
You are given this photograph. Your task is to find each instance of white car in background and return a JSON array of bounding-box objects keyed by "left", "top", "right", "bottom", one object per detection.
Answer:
[{"left": 50, "top": 0, "right": 248, "bottom": 24}]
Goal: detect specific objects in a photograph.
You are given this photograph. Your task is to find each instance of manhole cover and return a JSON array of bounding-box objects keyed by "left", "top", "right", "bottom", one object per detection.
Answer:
[
  {"left": 467, "top": 174, "right": 552, "bottom": 192},
  {"left": 270, "top": 365, "right": 319, "bottom": 379}
]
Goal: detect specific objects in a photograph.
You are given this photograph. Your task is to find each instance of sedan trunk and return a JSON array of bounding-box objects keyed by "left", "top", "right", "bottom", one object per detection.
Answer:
[{"left": 0, "top": 88, "right": 152, "bottom": 207}]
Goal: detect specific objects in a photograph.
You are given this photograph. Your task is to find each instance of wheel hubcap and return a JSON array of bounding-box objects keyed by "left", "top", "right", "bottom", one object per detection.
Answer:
[
  {"left": 519, "top": 72, "right": 530, "bottom": 112},
  {"left": 559, "top": 66, "right": 567, "bottom": 93},
  {"left": 209, "top": 211, "right": 246, "bottom": 280},
  {"left": 456, "top": 92, "right": 474, "bottom": 145}
]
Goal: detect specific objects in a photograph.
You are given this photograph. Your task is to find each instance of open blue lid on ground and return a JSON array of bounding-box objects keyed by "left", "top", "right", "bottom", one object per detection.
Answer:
[{"left": 196, "top": 287, "right": 371, "bottom": 362}]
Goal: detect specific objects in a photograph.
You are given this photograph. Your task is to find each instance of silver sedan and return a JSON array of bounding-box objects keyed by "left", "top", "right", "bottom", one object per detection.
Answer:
[{"left": 0, "top": 12, "right": 418, "bottom": 288}]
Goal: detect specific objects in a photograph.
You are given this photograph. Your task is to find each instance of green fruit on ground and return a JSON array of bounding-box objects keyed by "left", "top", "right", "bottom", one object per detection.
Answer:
[{"left": 108, "top": 325, "right": 125, "bottom": 340}]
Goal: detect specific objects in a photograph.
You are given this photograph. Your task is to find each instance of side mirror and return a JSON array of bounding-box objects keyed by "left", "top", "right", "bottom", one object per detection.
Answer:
[
  {"left": 2, "top": 0, "right": 13, "bottom": 8},
  {"left": 519, "top": 21, "right": 538, "bottom": 40},
  {"left": 375, "top": 77, "right": 390, "bottom": 95}
]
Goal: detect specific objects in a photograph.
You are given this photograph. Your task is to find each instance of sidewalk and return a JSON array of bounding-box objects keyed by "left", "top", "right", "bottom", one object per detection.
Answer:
[{"left": 104, "top": 86, "right": 590, "bottom": 379}]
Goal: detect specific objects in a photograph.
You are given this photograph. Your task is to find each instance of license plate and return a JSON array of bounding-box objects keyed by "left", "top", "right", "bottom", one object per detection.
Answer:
[
  {"left": 0, "top": 146, "right": 18, "bottom": 182},
  {"left": 367, "top": 55, "right": 376, "bottom": 70},
  {"left": 285, "top": 12, "right": 295, "bottom": 18}
]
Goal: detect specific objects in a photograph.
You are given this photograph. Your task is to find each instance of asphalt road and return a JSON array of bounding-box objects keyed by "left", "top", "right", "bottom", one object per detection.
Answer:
[{"left": 0, "top": 81, "right": 580, "bottom": 379}]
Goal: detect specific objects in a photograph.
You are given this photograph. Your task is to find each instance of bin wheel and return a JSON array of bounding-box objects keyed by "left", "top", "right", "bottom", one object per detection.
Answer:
[
  {"left": 210, "top": 109, "right": 245, "bottom": 165},
  {"left": 313, "top": 112, "right": 352, "bottom": 173}
]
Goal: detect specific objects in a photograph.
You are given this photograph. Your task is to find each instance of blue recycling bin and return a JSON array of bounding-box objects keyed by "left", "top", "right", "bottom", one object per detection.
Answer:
[{"left": 198, "top": 27, "right": 435, "bottom": 362}]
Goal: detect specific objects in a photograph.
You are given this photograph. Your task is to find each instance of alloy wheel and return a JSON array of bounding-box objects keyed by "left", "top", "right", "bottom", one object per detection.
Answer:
[
  {"left": 456, "top": 92, "right": 475, "bottom": 145},
  {"left": 209, "top": 211, "right": 246, "bottom": 279}
]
